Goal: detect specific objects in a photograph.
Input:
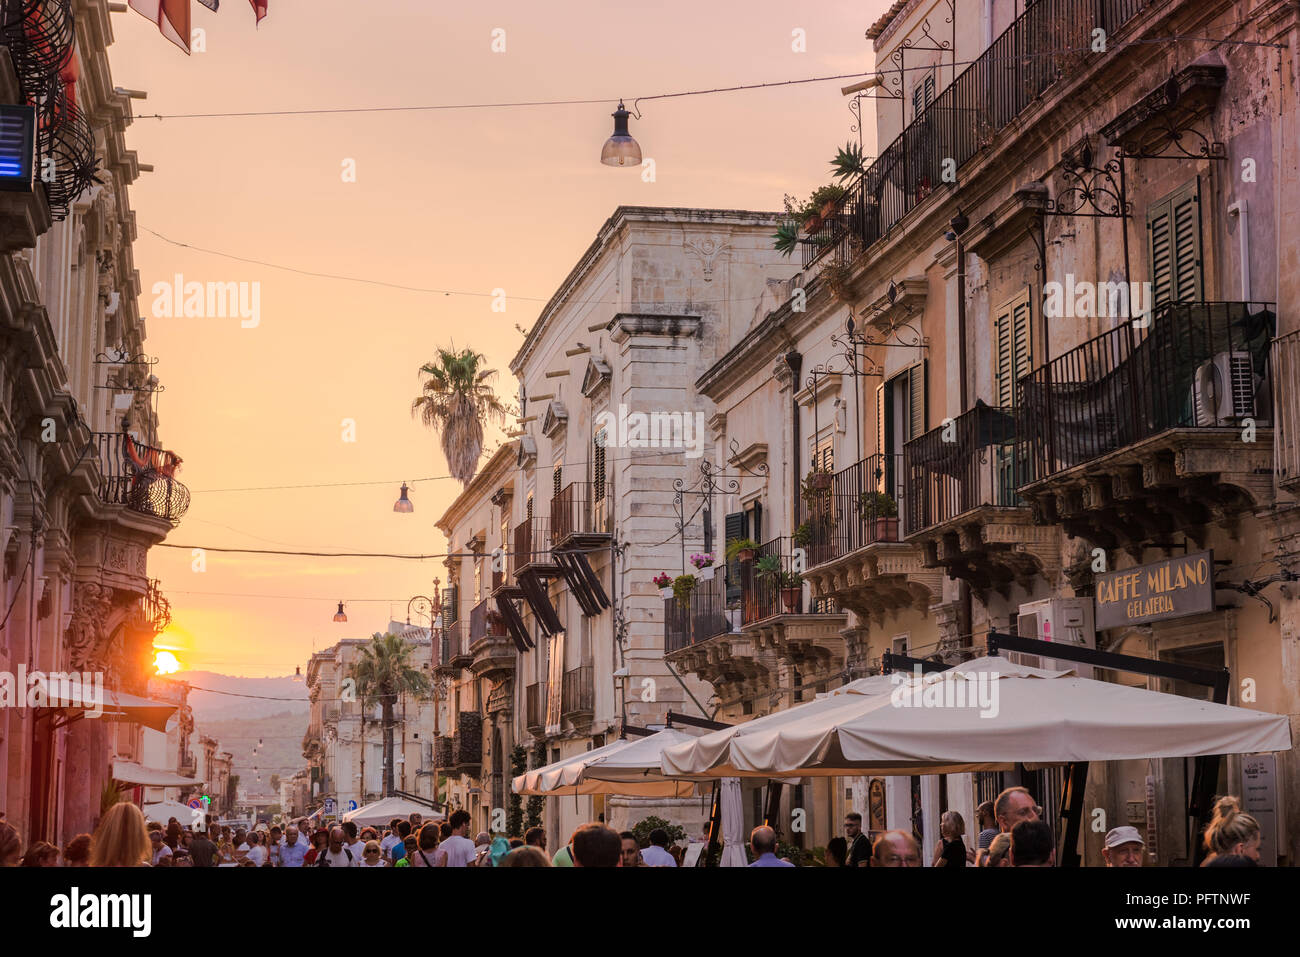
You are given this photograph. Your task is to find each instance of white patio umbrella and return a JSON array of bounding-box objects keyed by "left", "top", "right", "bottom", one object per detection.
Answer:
[
  {"left": 718, "top": 778, "right": 747, "bottom": 867},
  {"left": 142, "top": 799, "right": 200, "bottom": 824},
  {"left": 512, "top": 728, "right": 703, "bottom": 797},
  {"left": 344, "top": 795, "right": 444, "bottom": 827},
  {"left": 661, "top": 657, "right": 1293, "bottom": 778}
]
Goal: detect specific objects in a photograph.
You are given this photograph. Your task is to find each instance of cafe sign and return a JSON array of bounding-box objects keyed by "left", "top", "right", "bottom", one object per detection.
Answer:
[{"left": 1094, "top": 550, "right": 1215, "bottom": 630}]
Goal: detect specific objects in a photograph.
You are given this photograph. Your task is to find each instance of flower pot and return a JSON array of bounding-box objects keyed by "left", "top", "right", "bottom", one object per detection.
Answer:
[
  {"left": 803, "top": 212, "right": 824, "bottom": 234},
  {"left": 781, "top": 587, "right": 801, "bottom": 613},
  {"left": 698, "top": 565, "right": 715, "bottom": 581},
  {"left": 659, "top": 587, "right": 673, "bottom": 600},
  {"left": 808, "top": 473, "right": 832, "bottom": 491},
  {"left": 874, "top": 517, "right": 899, "bottom": 542},
  {"left": 820, "top": 199, "right": 838, "bottom": 219},
  {"left": 737, "top": 548, "right": 755, "bottom": 564}
]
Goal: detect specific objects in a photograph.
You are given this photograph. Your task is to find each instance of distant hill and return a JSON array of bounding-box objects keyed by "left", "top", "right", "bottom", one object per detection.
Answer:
[
  {"left": 175, "top": 671, "right": 310, "bottom": 724},
  {"left": 196, "top": 709, "right": 310, "bottom": 797}
]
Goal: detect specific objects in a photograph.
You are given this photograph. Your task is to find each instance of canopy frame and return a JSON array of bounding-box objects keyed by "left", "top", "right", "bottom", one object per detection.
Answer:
[{"left": 988, "top": 630, "right": 1231, "bottom": 866}]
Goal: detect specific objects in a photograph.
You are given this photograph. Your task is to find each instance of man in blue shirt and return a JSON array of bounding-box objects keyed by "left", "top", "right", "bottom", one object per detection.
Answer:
[
  {"left": 278, "top": 824, "right": 310, "bottom": 867},
  {"left": 748, "top": 825, "right": 794, "bottom": 867}
]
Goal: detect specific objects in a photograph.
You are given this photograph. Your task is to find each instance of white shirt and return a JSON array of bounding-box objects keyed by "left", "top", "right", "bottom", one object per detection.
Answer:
[
  {"left": 319, "top": 847, "right": 356, "bottom": 868},
  {"left": 641, "top": 845, "right": 677, "bottom": 867},
  {"left": 151, "top": 844, "right": 172, "bottom": 866},
  {"left": 358, "top": 858, "right": 386, "bottom": 867},
  {"left": 435, "top": 834, "right": 477, "bottom": 867},
  {"left": 380, "top": 834, "right": 401, "bottom": 858},
  {"left": 347, "top": 840, "right": 366, "bottom": 860},
  {"left": 246, "top": 845, "right": 267, "bottom": 866}
]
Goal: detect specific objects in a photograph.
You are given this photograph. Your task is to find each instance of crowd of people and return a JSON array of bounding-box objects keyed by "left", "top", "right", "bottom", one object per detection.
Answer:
[{"left": 0, "top": 788, "right": 1268, "bottom": 867}]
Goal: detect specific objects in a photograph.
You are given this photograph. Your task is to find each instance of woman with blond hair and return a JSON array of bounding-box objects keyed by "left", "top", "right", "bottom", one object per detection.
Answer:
[
  {"left": 932, "top": 810, "right": 969, "bottom": 867},
  {"left": 91, "top": 802, "right": 152, "bottom": 867},
  {"left": 0, "top": 822, "right": 22, "bottom": 866},
  {"left": 1202, "top": 795, "right": 1262, "bottom": 864}
]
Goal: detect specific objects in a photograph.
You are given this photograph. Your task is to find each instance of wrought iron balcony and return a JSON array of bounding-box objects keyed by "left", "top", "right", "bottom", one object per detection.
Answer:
[
  {"left": 93, "top": 432, "right": 190, "bottom": 525},
  {"left": 903, "top": 403, "right": 1022, "bottom": 537},
  {"left": 740, "top": 537, "right": 803, "bottom": 626},
  {"left": 663, "top": 572, "right": 731, "bottom": 653},
  {"left": 803, "top": 0, "right": 1145, "bottom": 268},
  {"left": 551, "top": 481, "right": 613, "bottom": 548},
  {"left": 437, "top": 620, "right": 472, "bottom": 672},
  {"left": 1019, "top": 301, "right": 1276, "bottom": 484},
  {"left": 511, "top": 516, "right": 556, "bottom": 577},
  {"left": 561, "top": 666, "right": 593, "bottom": 720},
  {"left": 797, "top": 453, "right": 903, "bottom": 569},
  {"left": 468, "top": 599, "right": 515, "bottom": 679},
  {"left": 1017, "top": 301, "right": 1277, "bottom": 558},
  {"left": 452, "top": 711, "right": 482, "bottom": 770}
]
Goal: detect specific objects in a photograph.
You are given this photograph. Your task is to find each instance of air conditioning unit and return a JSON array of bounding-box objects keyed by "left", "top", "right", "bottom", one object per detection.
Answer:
[
  {"left": 1192, "top": 352, "right": 1254, "bottom": 426},
  {"left": 1015, "top": 598, "right": 1096, "bottom": 676}
]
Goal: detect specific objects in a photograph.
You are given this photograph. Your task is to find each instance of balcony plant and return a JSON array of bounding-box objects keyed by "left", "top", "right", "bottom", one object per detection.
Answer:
[
  {"left": 779, "top": 571, "right": 803, "bottom": 613},
  {"left": 672, "top": 573, "right": 698, "bottom": 609},
  {"left": 793, "top": 521, "right": 813, "bottom": 548},
  {"left": 830, "top": 141, "right": 867, "bottom": 182},
  {"left": 691, "top": 552, "right": 716, "bottom": 581},
  {"left": 653, "top": 572, "right": 673, "bottom": 600},
  {"left": 802, "top": 466, "right": 833, "bottom": 502},
  {"left": 725, "top": 537, "right": 759, "bottom": 564},
  {"left": 755, "top": 553, "right": 783, "bottom": 581},
  {"left": 858, "top": 490, "right": 899, "bottom": 541}
]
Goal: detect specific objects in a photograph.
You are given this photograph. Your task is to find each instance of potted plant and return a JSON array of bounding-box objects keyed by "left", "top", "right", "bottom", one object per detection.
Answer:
[
  {"left": 802, "top": 467, "right": 833, "bottom": 504},
  {"left": 486, "top": 608, "right": 506, "bottom": 634},
  {"left": 830, "top": 141, "right": 867, "bottom": 182},
  {"left": 793, "top": 522, "right": 813, "bottom": 549},
  {"left": 858, "top": 490, "right": 899, "bottom": 540},
  {"left": 779, "top": 571, "right": 803, "bottom": 612},
  {"left": 755, "top": 554, "right": 782, "bottom": 581},
  {"left": 726, "top": 537, "right": 759, "bottom": 565},
  {"left": 653, "top": 572, "right": 672, "bottom": 600},
  {"left": 672, "top": 574, "right": 698, "bottom": 609},
  {"left": 691, "top": 552, "right": 715, "bottom": 581}
]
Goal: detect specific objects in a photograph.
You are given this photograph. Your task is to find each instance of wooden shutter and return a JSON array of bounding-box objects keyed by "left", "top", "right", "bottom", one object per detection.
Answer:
[
  {"left": 593, "top": 432, "right": 606, "bottom": 499},
  {"left": 441, "top": 585, "right": 458, "bottom": 625},
  {"left": 906, "top": 360, "right": 927, "bottom": 440},
  {"left": 526, "top": 493, "right": 534, "bottom": 520},
  {"left": 1148, "top": 179, "right": 1202, "bottom": 309},
  {"left": 994, "top": 292, "right": 1031, "bottom": 408},
  {"left": 725, "top": 510, "right": 748, "bottom": 603},
  {"left": 876, "top": 382, "right": 887, "bottom": 457},
  {"left": 552, "top": 462, "right": 563, "bottom": 501}
]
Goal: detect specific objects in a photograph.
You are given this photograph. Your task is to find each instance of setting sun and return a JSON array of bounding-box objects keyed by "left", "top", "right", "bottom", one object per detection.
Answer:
[{"left": 153, "top": 650, "right": 181, "bottom": 675}]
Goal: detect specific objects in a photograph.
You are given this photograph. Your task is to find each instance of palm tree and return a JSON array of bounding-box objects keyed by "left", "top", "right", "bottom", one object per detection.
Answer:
[
  {"left": 411, "top": 347, "right": 511, "bottom": 485},
  {"left": 349, "top": 633, "right": 431, "bottom": 797}
]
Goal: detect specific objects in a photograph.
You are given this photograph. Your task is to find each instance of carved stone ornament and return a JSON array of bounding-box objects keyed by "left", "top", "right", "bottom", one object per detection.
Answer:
[{"left": 66, "top": 581, "right": 115, "bottom": 670}]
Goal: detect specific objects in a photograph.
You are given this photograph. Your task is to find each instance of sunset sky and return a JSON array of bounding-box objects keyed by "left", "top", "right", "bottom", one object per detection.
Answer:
[{"left": 118, "top": 0, "right": 886, "bottom": 677}]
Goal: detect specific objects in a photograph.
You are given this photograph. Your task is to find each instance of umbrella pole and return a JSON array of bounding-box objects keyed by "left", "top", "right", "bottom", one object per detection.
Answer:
[
  {"left": 1058, "top": 762, "right": 1088, "bottom": 867},
  {"left": 704, "top": 783, "right": 723, "bottom": 867}
]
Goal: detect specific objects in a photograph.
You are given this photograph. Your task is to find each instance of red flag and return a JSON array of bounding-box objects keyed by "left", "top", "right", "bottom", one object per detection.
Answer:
[
  {"left": 249, "top": 0, "right": 267, "bottom": 24},
  {"left": 128, "top": 0, "right": 192, "bottom": 54}
]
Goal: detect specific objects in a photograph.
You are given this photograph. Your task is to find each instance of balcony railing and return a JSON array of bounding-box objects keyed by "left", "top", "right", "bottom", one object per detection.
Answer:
[
  {"left": 511, "top": 516, "right": 554, "bottom": 576},
  {"left": 1019, "top": 301, "right": 1277, "bottom": 484},
  {"left": 525, "top": 682, "right": 543, "bottom": 732},
  {"left": 452, "top": 711, "right": 482, "bottom": 767},
  {"left": 438, "top": 620, "right": 471, "bottom": 669},
  {"left": 740, "top": 537, "right": 802, "bottom": 625},
  {"left": 798, "top": 453, "right": 903, "bottom": 568},
  {"left": 561, "top": 666, "right": 593, "bottom": 718},
  {"left": 468, "top": 598, "right": 508, "bottom": 643},
  {"left": 1274, "top": 329, "right": 1300, "bottom": 489},
  {"left": 551, "top": 481, "right": 613, "bottom": 544},
  {"left": 804, "top": 0, "right": 1146, "bottom": 267},
  {"left": 93, "top": 431, "right": 190, "bottom": 525},
  {"left": 664, "top": 572, "right": 730, "bottom": 653},
  {"left": 904, "top": 402, "right": 1021, "bottom": 536}
]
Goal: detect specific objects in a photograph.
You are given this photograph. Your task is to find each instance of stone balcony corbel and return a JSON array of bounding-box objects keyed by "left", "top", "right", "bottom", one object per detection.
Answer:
[{"left": 803, "top": 541, "right": 943, "bottom": 628}]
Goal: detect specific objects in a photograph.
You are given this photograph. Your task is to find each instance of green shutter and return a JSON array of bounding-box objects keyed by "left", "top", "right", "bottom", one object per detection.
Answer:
[
  {"left": 907, "top": 360, "right": 928, "bottom": 440},
  {"left": 995, "top": 292, "right": 1031, "bottom": 409},
  {"left": 725, "top": 510, "right": 748, "bottom": 603},
  {"left": 1148, "top": 180, "right": 1201, "bottom": 309}
]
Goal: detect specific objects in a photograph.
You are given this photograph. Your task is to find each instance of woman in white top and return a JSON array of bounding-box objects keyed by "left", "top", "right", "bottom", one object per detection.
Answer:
[
  {"left": 358, "top": 840, "right": 386, "bottom": 867},
  {"left": 245, "top": 832, "right": 268, "bottom": 867}
]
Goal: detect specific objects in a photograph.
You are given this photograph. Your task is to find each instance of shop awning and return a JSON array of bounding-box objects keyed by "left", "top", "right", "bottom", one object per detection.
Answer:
[
  {"left": 102, "top": 688, "right": 181, "bottom": 733},
  {"left": 512, "top": 728, "right": 708, "bottom": 797},
  {"left": 112, "top": 760, "right": 203, "bottom": 788}
]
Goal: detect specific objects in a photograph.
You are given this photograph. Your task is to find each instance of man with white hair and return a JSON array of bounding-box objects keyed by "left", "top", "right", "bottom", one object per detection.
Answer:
[{"left": 1102, "top": 826, "right": 1145, "bottom": 867}]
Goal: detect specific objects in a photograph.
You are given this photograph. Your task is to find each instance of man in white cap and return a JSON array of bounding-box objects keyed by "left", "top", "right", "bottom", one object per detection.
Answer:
[{"left": 1102, "top": 826, "right": 1145, "bottom": 867}]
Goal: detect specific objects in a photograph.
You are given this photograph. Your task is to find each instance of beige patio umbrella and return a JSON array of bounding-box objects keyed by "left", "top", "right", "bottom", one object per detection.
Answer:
[
  {"left": 512, "top": 727, "right": 705, "bottom": 798},
  {"left": 660, "top": 657, "right": 1293, "bottom": 778}
]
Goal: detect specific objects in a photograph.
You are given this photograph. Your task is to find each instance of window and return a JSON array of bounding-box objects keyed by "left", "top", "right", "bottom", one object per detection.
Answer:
[
  {"left": 526, "top": 492, "right": 534, "bottom": 521},
  {"left": 892, "top": 634, "right": 910, "bottom": 656},
  {"left": 1147, "top": 179, "right": 1202, "bottom": 308},
  {"left": 877, "top": 360, "right": 928, "bottom": 459},
  {"left": 724, "top": 510, "right": 750, "bottom": 604},
  {"left": 994, "top": 290, "right": 1032, "bottom": 408},
  {"left": 552, "top": 460, "right": 563, "bottom": 502},
  {"left": 812, "top": 434, "right": 834, "bottom": 474}
]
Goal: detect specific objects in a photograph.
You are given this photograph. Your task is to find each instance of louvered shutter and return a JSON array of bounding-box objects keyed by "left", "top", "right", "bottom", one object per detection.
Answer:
[
  {"left": 876, "top": 382, "right": 887, "bottom": 457},
  {"left": 553, "top": 462, "right": 563, "bottom": 501},
  {"left": 526, "top": 493, "right": 534, "bottom": 520},
  {"left": 441, "top": 585, "right": 458, "bottom": 625},
  {"left": 995, "top": 292, "right": 1031, "bottom": 409},
  {"left": 593, "top": 432, "right": 607, "bottom": 500},
  {"left": 906, "top": 360, "right": 927, "bottom": 440},
  {"left": 1148, "top": 180, "right": 1202, "bottom": 309},
  {"left": 725, "top": 510, "right": 748, "bottom": 603}
]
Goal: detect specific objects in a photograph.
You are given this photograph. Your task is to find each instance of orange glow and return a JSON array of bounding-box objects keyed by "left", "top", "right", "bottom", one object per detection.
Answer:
[{"left": 154, "top": 650, "right": 182, "bottom": 674}]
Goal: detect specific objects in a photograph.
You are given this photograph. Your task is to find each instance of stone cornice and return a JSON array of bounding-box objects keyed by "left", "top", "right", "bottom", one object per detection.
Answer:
[{"left": 607, "top": 313, "right": 701, "bottom": 343}]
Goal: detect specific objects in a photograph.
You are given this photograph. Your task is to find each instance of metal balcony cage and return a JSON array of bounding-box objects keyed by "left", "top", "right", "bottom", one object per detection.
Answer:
[
  {"left": 804, "top": 0, "right": 1146, "bottom": 267},
  {"left": 797, "top": 453, "right": 903, "bottom": 568},
  {"left": 1019, "top": 301, "right": 1277, "bottom": 483},
  {"left": 94, "top": 431, "right": 190, "bottom": 525},
  {"left": 664, "top": 571, "right": 730, "bottom": 653}
]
